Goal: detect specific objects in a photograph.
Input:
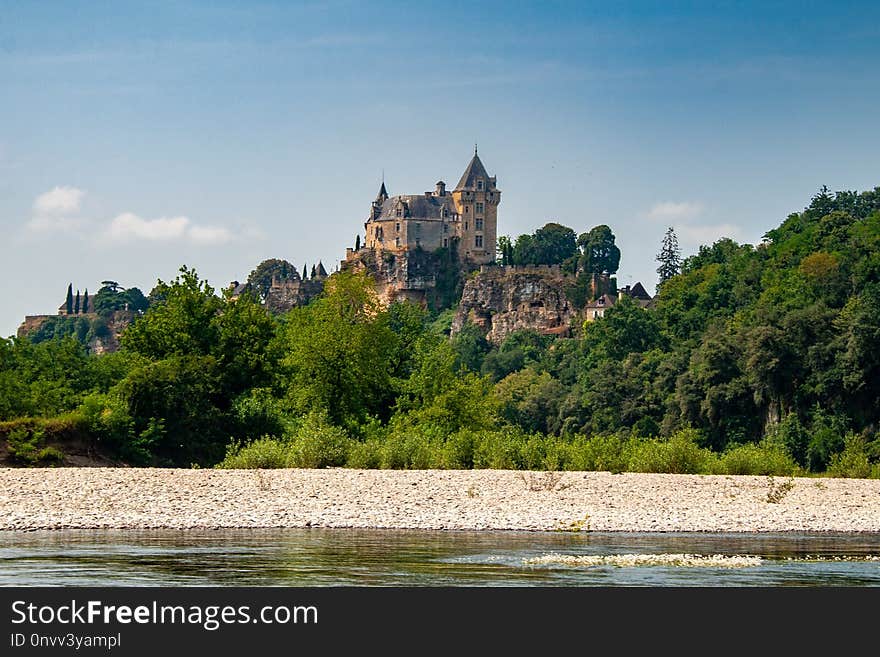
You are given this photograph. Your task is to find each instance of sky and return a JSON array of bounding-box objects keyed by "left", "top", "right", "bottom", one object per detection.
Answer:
[{"left": 2, "top": 0, "right": 879, "bottom": 338}]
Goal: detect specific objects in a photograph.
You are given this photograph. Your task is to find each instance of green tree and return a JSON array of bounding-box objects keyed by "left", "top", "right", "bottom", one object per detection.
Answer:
[
  {"left": 122, "top": 266, "right": 223, "bottom": 360},
  {"left": 511, "top": 222, "right": 578, "bottom": 266},
  {"left": 74, "top": 290, "right": 80, "bottom": 314},
  {"left": 275, "top": 271, "right": 397, "bottom": 427},
  {"left": 577, "top": 225, "right": 621, "bottom": 275},
  {"left": 82, "top": 288, "right": 89, "bottom": 314},
  {"left": 656, "top": 226, "right": 682, "bottom": 287},
  {"left": 246, "top": 258, "right": 299, "bottom": 300},
  {"left": 65, "top": 284, "right": 73, "bottom": 315}
]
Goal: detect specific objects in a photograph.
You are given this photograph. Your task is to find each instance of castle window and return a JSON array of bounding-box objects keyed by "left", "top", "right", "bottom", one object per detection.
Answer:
[
  {"left": 396, "top": 207, "right": 402, "bottom": 218},
  {"left": 415, "top": 222, "right": 421, "bottom": 234},
  {"left": 465, "top": 221, "right": 468, "bottom": 230},
  {"left": 443, "top": 223, "right": 449, "bottom": 233},
  {"left": 395, "top": 222, "right": 400, "bottom": 232},
  {"left": 476, "top": 202, "right": 484, "bottom": 215},
  {"left": 476, "top": 218, "right": 483, "bottom": 231},
  {"left": 465, "top": 206, "right": 469, "bottom": 213},
  {"left": 395, "top": 237, "right": 400, "bottom": 247},
  {"left": 475, "top": 235, "right": 483, "bottom": 248},
  {"left": 443, "top": 238, "right": 448, "bottom": 247},
  {"left": 477, "top": 180, "right": 484, "bottom": 191}
]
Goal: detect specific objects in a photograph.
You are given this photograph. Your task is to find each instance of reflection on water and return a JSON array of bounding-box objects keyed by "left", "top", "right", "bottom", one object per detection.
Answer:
[{"left": 1, "top": 529, "right": 879, "bottom": 586}]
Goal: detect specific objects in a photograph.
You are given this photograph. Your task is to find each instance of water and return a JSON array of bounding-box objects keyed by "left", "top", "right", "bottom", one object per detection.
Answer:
[{"left": 2, "top": 529, "right": 880, "bottom": 586}]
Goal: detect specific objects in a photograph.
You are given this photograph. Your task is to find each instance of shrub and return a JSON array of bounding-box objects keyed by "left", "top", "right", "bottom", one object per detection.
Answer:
[
  {"left": 6, "top": 425, "right": 43, "bottom": 463},
  {"left": 628, "top": 428, "right": 716, "bottom": 474},
  {"left": 827, "top": 433, "right": 874, "bottom": 479},
  {"left": 563, "top": 433, "right": 637, "bottom": 473},
  {"left": 216, "top": 436, "right": 292, "bottom": 469},
  {"left": 288, "top": 411, "right": 353, "bottom": 468},
  {"left": 346, "top": 440, "right": 382, "bottom": 469},
  {"left": 717, "top": 440, "right": 800, "bottom": 476},
  {"left": 473, "top": 429, "right": 528, "bottom": 469}
]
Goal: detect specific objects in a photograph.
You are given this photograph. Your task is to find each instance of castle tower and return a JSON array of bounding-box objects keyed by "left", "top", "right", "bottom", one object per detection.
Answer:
[{"left": 452, "top": 147, "right": 500, "bottom": 265}]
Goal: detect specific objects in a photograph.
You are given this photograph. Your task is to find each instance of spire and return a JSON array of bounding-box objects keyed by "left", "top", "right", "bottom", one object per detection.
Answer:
[
  {"left": 376, "top": 178, "right": 388, "bottom": 203},
  {"left": 454, "top": 150, "right": 491, "bottom": 191}
]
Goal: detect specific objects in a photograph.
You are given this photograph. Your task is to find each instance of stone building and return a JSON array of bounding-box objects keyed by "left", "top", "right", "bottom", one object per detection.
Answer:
[{"left": 360, "top": 148, "right": 500, "bottom": 266}]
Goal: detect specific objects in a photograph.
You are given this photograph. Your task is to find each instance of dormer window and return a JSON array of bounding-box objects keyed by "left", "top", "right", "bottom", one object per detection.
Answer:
[
  {"left": 396, "top": 207, "right": 402, "bottom": 218},
  {"left": 477, "top": 180, "right": 484, "bottom": 191}
]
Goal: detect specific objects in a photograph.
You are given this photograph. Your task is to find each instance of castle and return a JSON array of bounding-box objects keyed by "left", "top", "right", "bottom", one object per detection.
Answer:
[{"left": 361, "top": 147, "right": 499, "bottom": 264}]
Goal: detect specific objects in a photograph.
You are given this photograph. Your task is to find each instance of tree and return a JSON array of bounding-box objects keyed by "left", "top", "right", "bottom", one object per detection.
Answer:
[
  {"left": 74, "top": 290, "right": 81, "bottom": 314},
  {"left": 577, "top": 225, "right": 621, "bottom": 275},
  {"left": 656, "top": 226, "right": 682, "bottom": 287},
  {"left": 82, "top": 288, "right": 89, "bottom": 314},
  {"left": 66, "top": 284, "right": 73, "bottom": 315},
  {"left": 511, "top": 222, "right": 578, "bottom": 266},
  {"left": 275, "top": 271, "right": 397, "bottom": 427},
  {"left": 497, "top": 235, "right": 512, "bottom": 265},
  {"left": 122, "top": 266, "right": 223, "bottom": 360},
  {"left": 246, "top": 259, "right": 299, "bottom": 300},
  {"left": 355, "top": 234, "right": 361, "bottom": 251}
]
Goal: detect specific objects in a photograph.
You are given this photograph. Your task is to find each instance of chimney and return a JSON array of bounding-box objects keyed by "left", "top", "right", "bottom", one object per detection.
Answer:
[{"left": 435, "top": 180, "right": 446, "bottom": 196}]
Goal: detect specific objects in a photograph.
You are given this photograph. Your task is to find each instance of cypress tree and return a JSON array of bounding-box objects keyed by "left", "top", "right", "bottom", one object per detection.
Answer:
[
  {"left": 302, "top": 264, "right": 308, "bottom": 281},
  {"left": 311, "top": 264, "right": 317, "bottom": 279},
  {"left": 66, "top": 284, "right": 73, "bottom": 315},
  {"left": 355, "top": 234, "right": 361, "bottom": 251},
  {"left": 74, "top": 290, "right": 81, "bottom": 314},
  {"left": 656, "top": 226, "right": 682, "bottom": 288},
  {"left": 82, "top": 288, "right": 89, "bottom": 313}
]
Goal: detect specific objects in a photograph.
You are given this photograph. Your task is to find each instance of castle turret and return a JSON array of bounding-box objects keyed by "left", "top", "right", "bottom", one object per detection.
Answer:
[
  {"left": 452, "top": 147, "right": 500, "bottom": 265},
  {"left": 369, "top": 181, "right": 389, "bottom": 223}
]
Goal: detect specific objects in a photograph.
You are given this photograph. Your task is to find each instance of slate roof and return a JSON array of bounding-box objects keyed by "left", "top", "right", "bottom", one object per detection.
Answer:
[
  {"left": 373, "top": 194, "right": 458, "bottom": 222},
  {"left": 626, "top": 282, "right": 652, "bottom": 300},
  {"left": 454, "top": 153, "right": 493, "bottom": 191}
]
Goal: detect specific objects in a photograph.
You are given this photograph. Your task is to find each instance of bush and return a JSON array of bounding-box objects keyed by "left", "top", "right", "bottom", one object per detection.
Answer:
[
  {"left": 563, "top": 433, "right": 636, "bottom": 473},
  {"left": 216, "top": 436, "right": 292, "bottom": 469},
  {"left": 288, "top": 411, "right": 353, "bottom": 468},
  {"left": 628, "top": 429, "right": 716, "bottom": 474},
  {"left": 6, "top": 425, "right": 43, "bottom": 463},
  {"left": 827, "top": 433, "right": 875, "bottom": 479},
  {"left": 346, "top": 440, "right": 382, "bottom": 469},
  {"left": 716, "top": 440, "right": 800, "bottom": 476}
]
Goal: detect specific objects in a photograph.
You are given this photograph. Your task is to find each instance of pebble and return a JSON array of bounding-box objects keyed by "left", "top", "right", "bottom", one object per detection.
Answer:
[{"left": 0, "top": 468, "right": 878, "bottom": 532}]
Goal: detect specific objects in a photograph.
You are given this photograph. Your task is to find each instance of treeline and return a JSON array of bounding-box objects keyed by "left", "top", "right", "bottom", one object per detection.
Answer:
[
  {"left": 28, "top": 281, "right": 149, "bottom": 345},
  {"left": 1, "top": 186, "right": 879, "bottom": 477}
]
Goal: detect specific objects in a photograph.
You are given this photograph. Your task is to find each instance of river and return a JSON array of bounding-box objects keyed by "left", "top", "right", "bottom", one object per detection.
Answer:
[{"left": 2, "top": 529, "right": 880, "bottom": 586}]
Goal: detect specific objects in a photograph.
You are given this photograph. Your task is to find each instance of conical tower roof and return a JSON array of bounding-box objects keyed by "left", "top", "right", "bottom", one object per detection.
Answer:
[{"left": 454, "top": 151, "right": 491, "bottom": 191}]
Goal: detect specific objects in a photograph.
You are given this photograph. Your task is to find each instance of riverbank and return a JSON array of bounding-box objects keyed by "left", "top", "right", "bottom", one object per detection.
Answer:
[{"left": 2, "top": 468, "right": 879, "bottom": 532}]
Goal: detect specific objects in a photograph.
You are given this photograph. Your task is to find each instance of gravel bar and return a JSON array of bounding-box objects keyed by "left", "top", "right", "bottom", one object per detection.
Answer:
[{"left": 2, "top": 468, "right": 879, "bottom": 532}]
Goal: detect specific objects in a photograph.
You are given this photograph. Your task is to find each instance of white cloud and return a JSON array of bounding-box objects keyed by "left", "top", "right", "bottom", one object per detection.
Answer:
[
  {"left": 26, "top": 185, "right": 86, "bottom": 233},
  {"left": 108, "top": 212, "right": 190, "bottom": 242},
  {"left": 189, "top": 225, "right": 234, "bottom": 245},
  {"left": 33, "top": 186, "right": 85, "bottom": 215},
  {"left": 676, "top": 223, "right": 742, "bottom": 246},
  {"left": 105, "top": 212, "right": 237, "bottom": 245},
  {"left": 26, "top": 215, "right": 85, "bottom": 232},
  {"left": 642, "top": 201, "right": 704, "bottom": 222}
]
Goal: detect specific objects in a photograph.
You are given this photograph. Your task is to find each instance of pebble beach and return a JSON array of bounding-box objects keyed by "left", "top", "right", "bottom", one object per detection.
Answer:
[{"left": 2, "top": 468, "right": 879, "bottom": 533}]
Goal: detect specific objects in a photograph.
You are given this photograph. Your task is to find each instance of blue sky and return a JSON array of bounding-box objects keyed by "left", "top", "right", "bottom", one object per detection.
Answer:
[{"left": 2, "top": 1, "right": 879, "bottom": 337}]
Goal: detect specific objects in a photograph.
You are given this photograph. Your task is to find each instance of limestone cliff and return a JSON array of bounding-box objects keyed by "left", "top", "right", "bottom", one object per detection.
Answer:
[
  {"left": 451, "top": 265, "right": 578, "bottom": 344},
  {"left": 342, "top": 244, "right": 463, "bottom": 310},
  {"left": 16, "top": 310, "right": 135, "bottom": 354}
]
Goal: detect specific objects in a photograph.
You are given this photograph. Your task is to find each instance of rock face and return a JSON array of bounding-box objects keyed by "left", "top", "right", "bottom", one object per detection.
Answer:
[
  {"left": 262, "top": 278, "right": 324, "bottom": 314},
  {"left": 452, "top": 265, "right": 578, "bottom": 344},
  {"left": 342, "top": 245, "right": 461, "bottom": 309},
  {"left": 16, "top": 310, "right": 135, "bottom": 354}
]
